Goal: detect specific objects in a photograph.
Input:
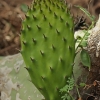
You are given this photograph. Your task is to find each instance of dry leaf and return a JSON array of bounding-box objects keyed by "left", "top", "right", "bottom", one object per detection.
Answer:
[
  {"left": 78, "top": 97, "right": 82, "bottom": 100},
  {"left": 93, "top": 80, "right": 97, "bottom": 86}
]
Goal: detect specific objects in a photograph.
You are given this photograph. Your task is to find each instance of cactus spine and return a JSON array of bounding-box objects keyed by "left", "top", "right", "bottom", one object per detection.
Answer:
[{"left": 21, "top": 0, "right": 75, "bottom": 100}]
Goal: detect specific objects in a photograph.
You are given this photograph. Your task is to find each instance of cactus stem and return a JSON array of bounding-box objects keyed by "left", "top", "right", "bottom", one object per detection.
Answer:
[
  {"left": 40, "top": 50, "right": 44, "bottom": 56},
  {"left": 21, "top": 1, "right": 75, "bottom": 99},
  {"left": 56, "top": 29, "right": 60, "bottom": 35},
  {"left": 60, "top": 16, "right": 63, "bottom": 21},
  {"left": 49, "top": 22, "right": 52, "bottom": 28},
  {"left": 37, "top": 25, "right": 41, "bottom": 30},
  {"left": 30, "top": 57, "right": 35, "bottom": 62}
]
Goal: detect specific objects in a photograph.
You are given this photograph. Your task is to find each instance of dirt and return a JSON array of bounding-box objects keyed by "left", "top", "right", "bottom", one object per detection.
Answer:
[{"left": 0, "top": 0, "right": 32, "bottom": 56}]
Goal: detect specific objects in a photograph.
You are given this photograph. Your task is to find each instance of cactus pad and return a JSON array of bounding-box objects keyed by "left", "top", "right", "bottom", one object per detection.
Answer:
[{"left": 21, "top": 0, "right": 75, "bottom": 100}]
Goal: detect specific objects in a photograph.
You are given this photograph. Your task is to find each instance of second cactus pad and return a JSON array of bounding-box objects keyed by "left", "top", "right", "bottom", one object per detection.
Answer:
[{"left": 21, "top": 0, "right": 75, "bottom": 100}]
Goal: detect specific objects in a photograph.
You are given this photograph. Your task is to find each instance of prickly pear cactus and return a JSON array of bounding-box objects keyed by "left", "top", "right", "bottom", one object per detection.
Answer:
[
  {"left": 0, "top": 54, "right": 43, "bottom": 100},
  {"left": 21, "top": 0, "right": 75, "bottom": 100}
]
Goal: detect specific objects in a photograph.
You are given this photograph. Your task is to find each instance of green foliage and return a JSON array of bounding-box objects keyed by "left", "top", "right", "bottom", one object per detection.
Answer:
[
  {"left": 61, "top": 94, "right": 72, "bottom": 100},
  {"left": 70, "top": 6, "right": 95, "bottom": 99},
  {"left": 60, "top": 77, "right": 74, "bottom": 100},
  {"left": 80, "top": 30, "right": 89, "bottom": 47},
  {"left": 75, "top": 6, "right": 93, "bottom": 71},
  {"left": 75, "top": 30, "right": 90, "bottom": 50},
  {"left": 21, "top": 4, "right": 28, "bottom": 13},
  {"left": 79, "top": 82, "right": 86, "bottom": 87},
  {"left": 75, "top": 5, "right": 95, "bottom": 30},
  {"left": 60, "top": 77, "right": 74, "bottom": 93},
  {"left": 75, "top": 5, "right": 95, "bottom": 22},
  {"left": 80, "top": 49, "right": 91, "bottom": 71}
]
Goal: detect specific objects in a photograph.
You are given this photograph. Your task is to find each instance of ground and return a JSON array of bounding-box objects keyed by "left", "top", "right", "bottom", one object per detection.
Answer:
[{"left": 0, "top": 0, "right": 32, "bottom": 56}]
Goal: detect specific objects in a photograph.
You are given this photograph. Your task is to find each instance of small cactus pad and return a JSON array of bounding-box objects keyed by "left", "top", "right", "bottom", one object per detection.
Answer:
[
  {"left": 0, "top": 54, "right": 43, "bottom": 100},
  {"left": 21, "top": 0, "right": 75, "bottom": 100}
]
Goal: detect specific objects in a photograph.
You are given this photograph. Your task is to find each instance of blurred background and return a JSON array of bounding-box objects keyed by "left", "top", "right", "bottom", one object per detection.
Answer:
[{"left": 0, "top": 0, "right": 100, "bottom": 56}]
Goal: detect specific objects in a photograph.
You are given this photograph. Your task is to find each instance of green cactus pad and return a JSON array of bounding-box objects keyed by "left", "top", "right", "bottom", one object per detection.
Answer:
[
  {"left": 0, "top": 54, "right": 44, "bottom": 100},
  {"left": 21, "top": 0, "right": 75, "bottom": 100}
]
